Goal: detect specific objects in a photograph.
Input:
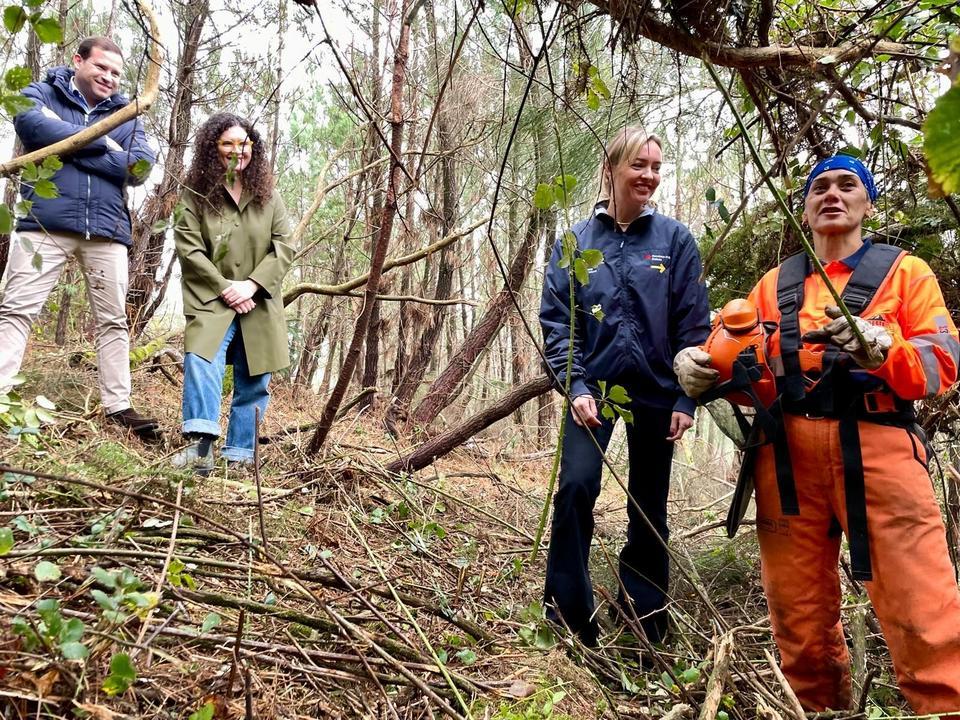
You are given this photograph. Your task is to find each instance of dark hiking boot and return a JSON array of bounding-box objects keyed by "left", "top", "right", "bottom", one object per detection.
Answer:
[{"left": 107, "top": 407, "right": 162, "bottom": 442}]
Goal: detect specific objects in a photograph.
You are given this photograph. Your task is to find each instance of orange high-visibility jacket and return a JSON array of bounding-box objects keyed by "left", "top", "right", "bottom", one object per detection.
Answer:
[{"left": 747, "top": 246, "right": 959, "bottom": 400}]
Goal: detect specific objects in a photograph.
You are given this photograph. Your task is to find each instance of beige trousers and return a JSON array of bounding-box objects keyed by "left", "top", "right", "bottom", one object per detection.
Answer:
[{"left": 0, "top": 230, "right": 131, "bottom": 413}]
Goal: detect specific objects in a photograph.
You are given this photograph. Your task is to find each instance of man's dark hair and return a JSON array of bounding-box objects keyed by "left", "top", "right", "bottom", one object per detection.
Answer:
[{"left": 76, "top": 36, "right": 122, "bottom": 59}]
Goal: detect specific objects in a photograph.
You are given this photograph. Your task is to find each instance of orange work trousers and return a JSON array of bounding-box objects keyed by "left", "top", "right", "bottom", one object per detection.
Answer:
[{"left": 753, "top": 414, "right": 960, "bottom": 713}]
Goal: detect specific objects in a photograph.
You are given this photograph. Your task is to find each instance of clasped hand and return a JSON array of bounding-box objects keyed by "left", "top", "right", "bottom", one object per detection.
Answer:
[{"left": 221, "top": 279, "right": 259, "bottom": 315}]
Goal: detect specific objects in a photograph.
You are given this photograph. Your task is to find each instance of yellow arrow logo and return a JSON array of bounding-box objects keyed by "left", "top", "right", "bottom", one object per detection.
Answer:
[{"left": 652, "top": 262, "right": 666, "bottom": 273}]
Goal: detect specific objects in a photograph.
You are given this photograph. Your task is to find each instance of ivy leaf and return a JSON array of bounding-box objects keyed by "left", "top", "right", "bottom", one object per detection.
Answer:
[
  {"left": 34, "top": 560, "right": 61, "bottom": 582},
  {"left": 608, "top": 384, "right": 631, "bottom": 404},
  {"left": 4, "top": 66, "right": 31, "bottom": 91},
  {"left": 580, "top": 248, "right": 603, "bottom": 269},
  {"left": 705, "top": 187, "right": 716, "bottom": 203},
  {"left": 3, "top": 6, "right": 27, "bottom": 33},
  {"left": 32, "top": 179, "right": 59, "bottom": 199},
  {"left": 0, "top": 526, "right": 13, "bottom": 555},
  {"left": 533, "top": 183, "right": 555, "bottom": 210},
  {"left": 201, "top": 612, "right": 221, "bottom": 633},
  {"left": 30, "top": 15, "right": 63, "bottom": 43},
  {"left": 102, "top": 652, "right": 136, "bottom": 696},
  {"left": 573, "top": 257, "right": 588, "bottom": 285},
  {"left": 923, "top": 86, "right": 960, "bottom": 197},
  {"left": 0, "top": 203, "right": 12, "bottom": 234}
]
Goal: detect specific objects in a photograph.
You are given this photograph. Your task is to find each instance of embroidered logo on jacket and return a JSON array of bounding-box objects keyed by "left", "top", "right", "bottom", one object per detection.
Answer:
[{"left": 640, "top": 252, "right": 670, "bottom": 273}]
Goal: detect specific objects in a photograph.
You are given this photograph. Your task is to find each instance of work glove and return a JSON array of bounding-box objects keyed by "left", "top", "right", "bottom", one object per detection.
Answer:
[
  {"left": 801, "top": 305, "right": 892, "bottom": 370},
  {"left": 673, "top": 346, "right": 720, "bottom": 399}
]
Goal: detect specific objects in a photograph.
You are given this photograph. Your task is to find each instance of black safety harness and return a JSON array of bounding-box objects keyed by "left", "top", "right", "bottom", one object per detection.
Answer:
[{"left": 726, "top": 243, "right": 916, "bottom": 581}]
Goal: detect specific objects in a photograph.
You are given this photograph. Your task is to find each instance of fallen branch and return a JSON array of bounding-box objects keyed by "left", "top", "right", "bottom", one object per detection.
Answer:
[
  {"left": 699, "top": 632, "right": 735, "bottom": 720},
  {"left": 764, "top": 649, "right": 805, "bottom": 720},
  {"left": 385, "top": 375, "right": 552, "bottom": 474}
]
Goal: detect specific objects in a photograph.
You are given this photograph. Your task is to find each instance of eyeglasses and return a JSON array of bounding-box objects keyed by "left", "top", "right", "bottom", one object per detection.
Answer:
[{"left": 218, "top": 139, "right": 254, "bottom": 151}]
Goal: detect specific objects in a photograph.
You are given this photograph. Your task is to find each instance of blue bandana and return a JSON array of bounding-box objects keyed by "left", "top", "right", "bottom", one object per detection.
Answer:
[{"left": 803, "top": 154, "right": 878, "bottom": 203}]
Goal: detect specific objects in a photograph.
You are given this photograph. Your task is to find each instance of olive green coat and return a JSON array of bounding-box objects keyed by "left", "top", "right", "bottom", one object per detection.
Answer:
[{"left": 174, "top": 188, "right": 294, "bottom": 376}]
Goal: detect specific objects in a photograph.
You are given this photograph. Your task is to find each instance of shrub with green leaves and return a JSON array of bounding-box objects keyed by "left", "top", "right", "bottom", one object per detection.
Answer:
[{"left": 12, "top": 598, "right": 88, "bottom": 660}]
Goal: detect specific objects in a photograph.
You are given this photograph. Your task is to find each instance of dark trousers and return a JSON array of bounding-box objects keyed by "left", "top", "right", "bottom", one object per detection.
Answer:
[{"left": 544, "top": 404, "right": 675, "bottom": 644}]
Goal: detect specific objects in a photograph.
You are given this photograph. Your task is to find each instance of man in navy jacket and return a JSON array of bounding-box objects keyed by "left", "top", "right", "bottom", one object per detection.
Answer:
[
  {"left": 539, "top": 128, "right": 710, "bottom": 646},
  {"left": 0, "top": 36, "right": 158, "bottom": 437}
]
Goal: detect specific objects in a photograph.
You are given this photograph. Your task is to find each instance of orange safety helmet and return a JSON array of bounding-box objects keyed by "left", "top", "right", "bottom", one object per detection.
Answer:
[{"left": 701, "top": 299, "right": 777, "bottom": 408}]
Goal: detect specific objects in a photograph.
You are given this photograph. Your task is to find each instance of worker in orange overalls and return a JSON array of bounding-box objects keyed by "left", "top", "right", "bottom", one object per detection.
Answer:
[{"left": 674, "top": 154, "right": 960, "bottom": 712}]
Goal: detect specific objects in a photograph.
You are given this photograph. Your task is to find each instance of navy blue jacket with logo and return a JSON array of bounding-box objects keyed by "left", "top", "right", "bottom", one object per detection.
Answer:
[
  {"left": 539, "top": 206, "right": 711, "bottom": 417},
  {"left": 13, "top": 66, "right": 154, "bottom": 246}
]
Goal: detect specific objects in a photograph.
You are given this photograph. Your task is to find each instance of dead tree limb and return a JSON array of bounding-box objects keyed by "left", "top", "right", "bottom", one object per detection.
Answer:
[{"left": 386, "top": 375, "right": 551, "bottom": 474}]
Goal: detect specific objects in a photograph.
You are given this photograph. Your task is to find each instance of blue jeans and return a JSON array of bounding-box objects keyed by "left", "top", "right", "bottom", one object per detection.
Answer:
[{"left": 182, "top": 319, "right": 271, "bottom": 462}]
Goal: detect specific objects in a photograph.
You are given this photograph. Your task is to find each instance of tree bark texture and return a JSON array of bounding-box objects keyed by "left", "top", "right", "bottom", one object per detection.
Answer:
[
  {"left": 386, "top": 375, "right": 551, "bottom": 474},
  {"left": 409, "top": 206, "right": 543, "bottom": 429},
  {"left": 126, "top": 0, "right": 209, "bottom": 336},
  {"left": 307, "top": 0, "right": 412, "bottom": 455}
]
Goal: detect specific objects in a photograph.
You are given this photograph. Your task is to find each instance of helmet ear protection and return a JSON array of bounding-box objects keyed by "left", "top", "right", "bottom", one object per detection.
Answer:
[{"left": 700, "top": 299, "right": 777, "bottom": 408}]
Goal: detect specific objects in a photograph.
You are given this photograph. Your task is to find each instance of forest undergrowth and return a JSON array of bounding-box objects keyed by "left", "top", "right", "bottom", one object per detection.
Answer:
[{"left": 0, "top": 345, "right": 924, "bottom": 720}]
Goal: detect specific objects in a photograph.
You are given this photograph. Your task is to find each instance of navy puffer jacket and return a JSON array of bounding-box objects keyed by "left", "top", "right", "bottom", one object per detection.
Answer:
[
  {"left": 13, "top": 66, "right": 155, "bottom": 246},
  {"left": 539, "top": 206, "right": 711, "bottom": 416}
]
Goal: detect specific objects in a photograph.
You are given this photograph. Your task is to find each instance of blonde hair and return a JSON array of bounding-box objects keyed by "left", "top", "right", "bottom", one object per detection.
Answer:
[{"left": 598, "top": 125, "right": 663, "bottom": 201}]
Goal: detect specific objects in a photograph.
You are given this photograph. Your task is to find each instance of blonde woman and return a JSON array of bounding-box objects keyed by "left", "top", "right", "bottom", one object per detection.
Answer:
[{"left": 539, "top": 126, "right": 710, "bottom": 645}]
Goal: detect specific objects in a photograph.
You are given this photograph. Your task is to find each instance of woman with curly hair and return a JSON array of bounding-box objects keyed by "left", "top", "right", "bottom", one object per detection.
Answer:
[{"left": 172, "top": 112, "right": 294, "bottom": 473}]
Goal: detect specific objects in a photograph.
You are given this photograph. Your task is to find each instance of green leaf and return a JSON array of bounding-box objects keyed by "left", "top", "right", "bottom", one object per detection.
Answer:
[
  {"left": 31, "top": 251, "right": 42, "bottom": 271},
  {"left": 586, "top": 88, "right": 600, "bottom": 111},
  {"left": 597, "top": 380, "right": 607, "bottom": 394},
  {"left": 14, "top": 199, "right": 32, "bottom": 218},
  {"left": 102, "top": 652, "right": 136, "bottom": 696},
  {"left": 0, "top": 527, "right": 13, "bottom": 555},
  {"left": 573, "top": 258, "right": 588, "bottom": 285},
  {"left": 212, "top": 240, "right": 229, "bottom": 263},
  {"left": 60, "top": 617, "right": 84, "bottom": 643},
  {"left": 924, "top": 86, "right": 960, "bottom": 196},
  {"left": 705, "top": 187, "right": 716, "bottom": 203},
  {"left": 580, "top": 248, "right": 603, "bottom": 269},
  {"left": 201, "top": 612, "right": 220, "bottom": 633},
  {"left": 0, "top": 203, "right": 12, "bottom": 234},
  {"left": 30, "top": 15, "right": 62, "bottom": 43},
  {"left": 455, "top": 648, "right": 477, "bottom": 665},
  {"left": 1, "top": 92, "right": 33, "bottom": 116},
  {"left": 553, "top": 174, "right": 577, "bottom": 207},
  {"left": 91, "top": 566, "right": 118, "bottom": 588},
  {"left": 717, "top": 201, "right": 731, "bottom": 223},
  {"left": 679, "top": 667, "right": 701, "bottom": 684},
  {"left": 21, "top": 161, "right": 39, "bottom": 183},
  {"left": 41, "top": 155, "right": 62, "bottom": 174},
  {"left": 32, "top": 179, "right": 58, "bottom": 199},
  {"left": 4, "top": 66, "right": 31, "bottom": 91},
  {"left": 3, "top": 6, "right": 27, "bottom": 33},
  {"left": 34, "top": 560, "right": 61, "bottom": 582},
  {"left": 130, "top": 158, "right": 151, "bottom": 179},
  {"left": 600, "top": 404, "right": 615, "bottom": 420},
  {"left": 90, "top": 588, "right": 119, "bottom": 611},
  {"left": 617, "top": 407, "right": 634, "bottom": 424},
  {"left": 607, "top": 384, "right": 630, "bottom": 404},
  {"left": 60, "top": 641, "right": 89, "bottom": 660},
  {"left": 590, "top": 304, "right": 604, "bottom": 322},
  {"left": 533, "top": 183, "right": 555, "bottom": 210},
  {"left": 34, "top": 395, "right": 55, "bottom": 410},
  {"left": 189, "top": 702, "right": 216, "bottom": 720}
]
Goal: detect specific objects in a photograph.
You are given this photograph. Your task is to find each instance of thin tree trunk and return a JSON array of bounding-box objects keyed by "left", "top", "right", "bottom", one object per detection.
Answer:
[
  {"left": 387, "top": 375, "right": 551, "bottom": 474},
  {"left": 307, "top": 0, "right": 413, "bottom": 455},
  {"left": 409, "top": 207, "right": 543, "bottom": 429},
  {"left": 126, "top": 0, "right": 209, "bottom": 337}
]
